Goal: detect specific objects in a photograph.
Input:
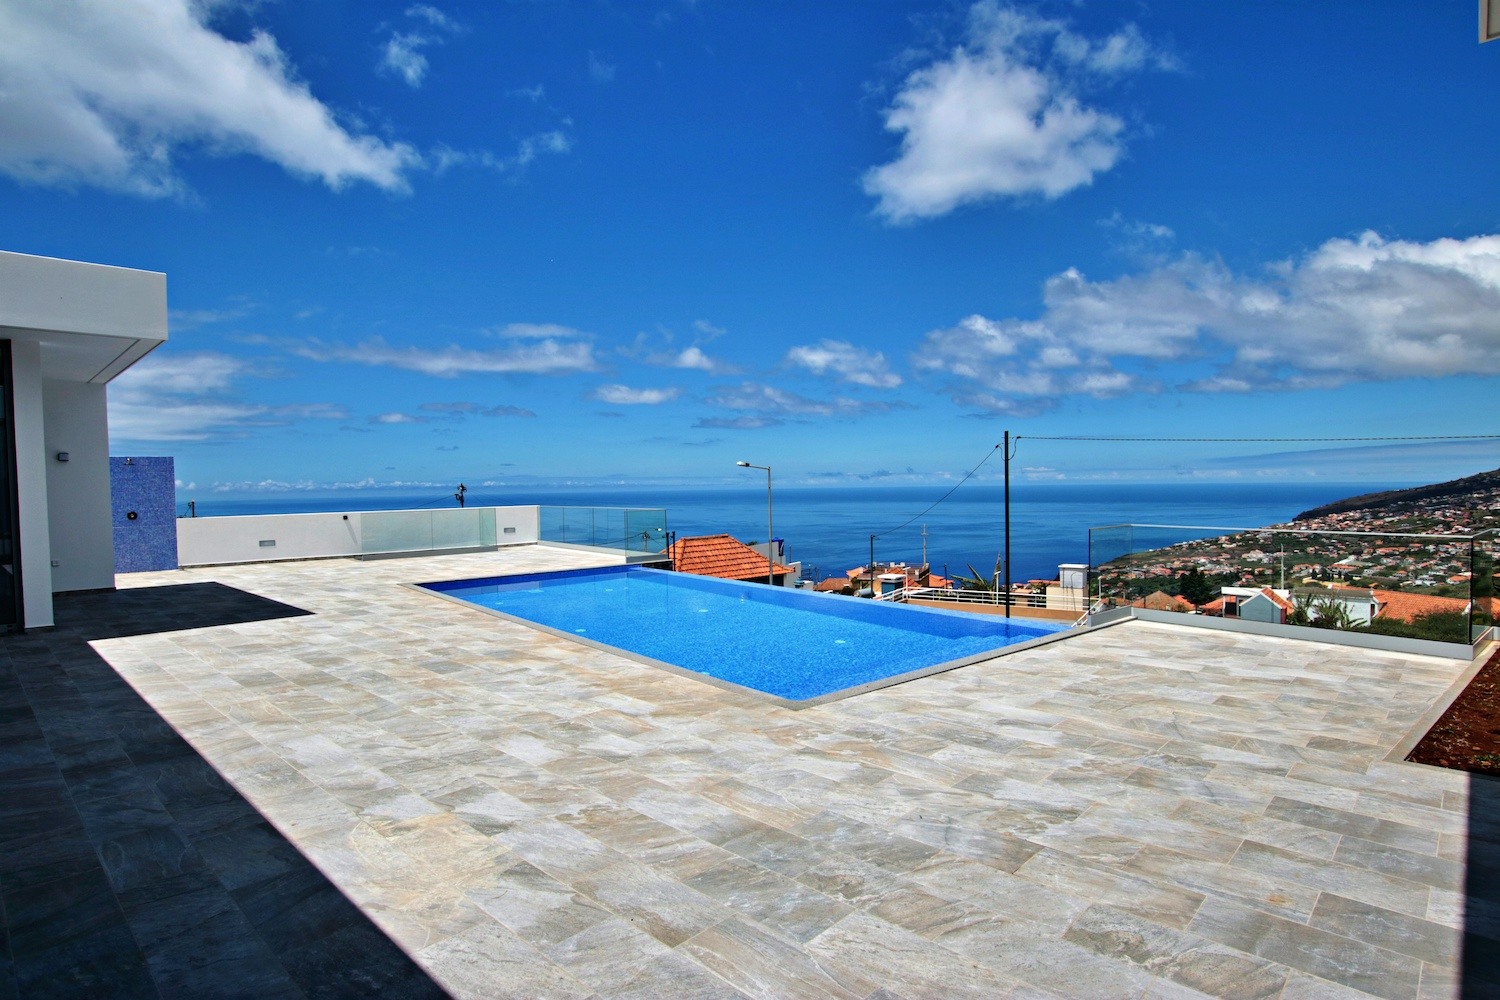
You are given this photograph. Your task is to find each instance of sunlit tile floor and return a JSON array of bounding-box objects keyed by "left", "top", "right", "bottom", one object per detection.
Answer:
[{"left": 6, "top": 545, "right": 1496, "bottom": 999}]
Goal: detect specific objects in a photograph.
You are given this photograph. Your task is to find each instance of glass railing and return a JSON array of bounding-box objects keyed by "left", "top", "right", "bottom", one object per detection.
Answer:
[
  {"left": 1088, "top": 522, "right": 1492, "bottom": 647},
  {"left": 1477, "top": 528, "right": 1497, "bottom": 644},
  {"left": 538, "top": 506, "right": 667, "bottom": 556},
  {"left": 361, "top": 507, "right": 498, "bottom": 556}
]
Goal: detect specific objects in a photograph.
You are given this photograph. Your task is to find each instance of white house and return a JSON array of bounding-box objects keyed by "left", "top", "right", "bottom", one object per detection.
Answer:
[{"left": 0, "top": 250, "right": 168, "bottom": 629}]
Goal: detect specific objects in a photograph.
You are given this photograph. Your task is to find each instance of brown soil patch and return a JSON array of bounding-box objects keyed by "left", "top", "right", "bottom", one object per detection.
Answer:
[{"left": 1409, "top": 646, "right": 1500, "bottom": 774}]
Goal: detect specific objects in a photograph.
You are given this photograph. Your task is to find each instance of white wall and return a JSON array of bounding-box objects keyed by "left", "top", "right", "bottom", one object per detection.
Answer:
[
  {"left": 10, "top": 341, "right": 52, "bottom": 627},
  {"left": 178, "top": 512, "right": 363, "bottom": 566},
  {"left": 43, "top": 380, "right": 112, "bottom": 592},
  {"left": 496, "top": 505, "right": 540, "bottom": 544},
  {"left": 178, "top": 505, "right": 541, "bottom": 566}
]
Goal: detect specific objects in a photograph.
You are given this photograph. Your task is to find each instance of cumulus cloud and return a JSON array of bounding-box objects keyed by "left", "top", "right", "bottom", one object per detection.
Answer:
[
  {"left": 785, "top": 340, "right": 901, "bottom": 388},
  {"left": 914, "top": 231, "right": 1500, "bottom": 412},
  {"left": 108, "top": 351, "right": 347, "bottom": 441},
  {"left": 863, "top": 2, "right": 1173, "bottom": 222},
  {"left": 372, "top": 411, "right": 426, "bottom": 424},
  {"left": 622, "top": 325, "right": 737, "bottom": 374},
  {"left": 592, "top": 384, "right": 681, "bottom": 405},
  {"left": 0, "top": 0, "right": 419, "bottom": 196},
  {"left": 294, "top": 332, "right": 596, "bottom": 377}
]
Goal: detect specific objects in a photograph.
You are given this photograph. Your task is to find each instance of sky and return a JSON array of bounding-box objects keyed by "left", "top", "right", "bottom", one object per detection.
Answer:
[{"left": 3, "top": 0, "right": 1500, "bottom": 496}]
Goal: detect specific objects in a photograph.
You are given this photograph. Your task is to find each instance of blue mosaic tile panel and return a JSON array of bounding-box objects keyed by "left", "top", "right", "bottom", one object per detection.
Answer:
[{"left": 111, "top": 456, "right": 179, "bottom": 573}]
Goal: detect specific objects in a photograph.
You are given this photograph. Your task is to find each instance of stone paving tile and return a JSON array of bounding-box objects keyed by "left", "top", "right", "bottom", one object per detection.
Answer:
[
  {"left": 17, "top": 550, "right": 1489, "bottom": 999},
  {"left": 1062, "top": 902, "right": 1289, "bottom": 1000},
  {"left": 1188, "top": 896, "right": 1422, "bottom": 1000},
  {"left": 1308, "top": 892, "right": 1461, "bottom": 967}
]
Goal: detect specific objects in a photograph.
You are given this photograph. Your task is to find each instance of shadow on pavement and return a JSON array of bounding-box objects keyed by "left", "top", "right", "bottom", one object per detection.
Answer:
[{"left": 0, "top": 583, "right": 450, "bottom": 999}]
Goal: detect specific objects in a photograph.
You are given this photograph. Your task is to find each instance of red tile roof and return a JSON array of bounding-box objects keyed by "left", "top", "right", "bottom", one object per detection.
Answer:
[
  {"left": 1258, "top": 587, "right": 1295, "bottom": 612},
  {"left": 1372, "top": 589, "right": 1470, "bottom": 623},
  {"left": 1131, "top": 590, "right": 1195, "bottom": 612},
  {"left": 668, "top": 534, "right": 792, "bottom": 582}
]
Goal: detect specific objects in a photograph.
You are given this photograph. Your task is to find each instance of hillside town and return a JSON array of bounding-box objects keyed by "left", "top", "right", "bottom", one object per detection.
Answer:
[{"left": 1096, "top": 470, "right": 1499, "bottom": 640}]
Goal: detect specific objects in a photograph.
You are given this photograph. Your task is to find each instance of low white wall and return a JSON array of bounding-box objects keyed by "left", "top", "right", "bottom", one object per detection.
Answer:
[
  {"left": 177, "top": 505, "right": 541, "bottom": 566},
  {"left": 44, "top": 380, "right": 113, "bottom": 592},
  {"left": 496, "top": 505, "right": 540, "bottom": 545},
  {"left": 178, "top": 512, "right": 362, "bottom": 566}
]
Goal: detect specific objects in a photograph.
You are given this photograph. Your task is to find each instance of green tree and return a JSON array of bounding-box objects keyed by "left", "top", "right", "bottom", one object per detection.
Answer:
[{"left": 1177, "top": 566, "right": 1216, "bottom": 606}]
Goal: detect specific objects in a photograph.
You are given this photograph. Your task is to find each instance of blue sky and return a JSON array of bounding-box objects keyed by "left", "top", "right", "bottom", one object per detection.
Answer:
[{"left": 3, "top": 0, "right": 1499, "bottom": 495}]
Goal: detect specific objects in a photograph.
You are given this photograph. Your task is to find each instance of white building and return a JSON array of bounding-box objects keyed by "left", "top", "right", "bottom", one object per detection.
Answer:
[{"left": 0, "top": 250, "right": 168, "bottom": 629}]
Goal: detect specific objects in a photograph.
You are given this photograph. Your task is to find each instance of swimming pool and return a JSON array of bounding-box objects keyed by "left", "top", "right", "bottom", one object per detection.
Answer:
[{"left": 419, "top": 565, "right": 1071, "bottom": 704}]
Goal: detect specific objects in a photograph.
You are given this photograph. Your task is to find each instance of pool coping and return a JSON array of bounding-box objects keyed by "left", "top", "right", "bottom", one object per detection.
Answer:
[{"left": 405, "top": 570, "right": 1118, "bottom": 710}]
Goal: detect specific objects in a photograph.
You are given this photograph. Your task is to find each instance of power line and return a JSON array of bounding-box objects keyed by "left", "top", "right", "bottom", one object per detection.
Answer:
[
  {"left": 872, "top": 443, "right": 1001, "bottom": 539},
  {"left": 1018, "top": 434, "right": 1500, "bottom": 443}
]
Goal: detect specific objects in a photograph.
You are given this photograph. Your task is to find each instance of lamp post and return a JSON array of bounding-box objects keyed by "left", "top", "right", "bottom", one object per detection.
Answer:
[{"left": 736, "top": 461, "right": 774, "bottom": 586}]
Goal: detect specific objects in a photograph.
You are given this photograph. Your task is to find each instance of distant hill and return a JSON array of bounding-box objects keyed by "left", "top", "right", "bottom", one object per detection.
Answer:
[{"left": 1293, "top": 467, "right": 1500, "bottom": 521}]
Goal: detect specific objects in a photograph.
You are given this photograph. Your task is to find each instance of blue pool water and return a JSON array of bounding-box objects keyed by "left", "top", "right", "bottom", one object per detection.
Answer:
[{"left": 421, "top": 565, "right": 1067, "bottom": 702}]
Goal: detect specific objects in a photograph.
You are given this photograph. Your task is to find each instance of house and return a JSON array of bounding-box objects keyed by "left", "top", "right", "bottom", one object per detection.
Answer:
[
  {"left": 668, "top": 533, "right": 793, "bottom": 585},
  {"left": 0, "top": 250, "right": 168, "bottom": 630},
  {"left": 844, "top": 562, "right": 950, "bottom": 595},
  {"left": 1239, "top": 587, "right": 1294, "bottom": 625}
]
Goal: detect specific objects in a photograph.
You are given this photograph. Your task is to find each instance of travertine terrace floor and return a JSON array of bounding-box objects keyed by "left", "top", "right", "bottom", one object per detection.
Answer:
[{"left": 11, "top": 545, "right": 1499, "bottom": 999}]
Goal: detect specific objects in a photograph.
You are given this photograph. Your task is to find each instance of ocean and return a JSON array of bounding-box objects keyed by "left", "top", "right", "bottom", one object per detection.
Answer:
[{"left": 179, "top": 481, "right": 1384, "bottom": 584}]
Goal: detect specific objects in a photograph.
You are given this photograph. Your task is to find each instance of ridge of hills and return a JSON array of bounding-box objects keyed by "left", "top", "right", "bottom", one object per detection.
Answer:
[{"left": 1293, "top": 467, "right": 1500, "bottom": 522}]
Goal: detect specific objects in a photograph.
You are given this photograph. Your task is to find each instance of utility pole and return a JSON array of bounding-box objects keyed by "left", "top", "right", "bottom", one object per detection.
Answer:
[
  {"left": 921, "top": 524, "right": 928, "bottom": 568},
  {"left": 1003, "top": 430, "right": 1011, "bottom": 619}
]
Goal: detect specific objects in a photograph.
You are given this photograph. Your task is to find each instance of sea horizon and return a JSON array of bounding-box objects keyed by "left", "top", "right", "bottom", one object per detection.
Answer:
[{"left": 175, "top": 480, "right": 1402, "bottom": 584}]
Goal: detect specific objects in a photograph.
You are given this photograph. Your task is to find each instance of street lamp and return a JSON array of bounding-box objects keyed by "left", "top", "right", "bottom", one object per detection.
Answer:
[{"left": 736, "top": 461, "right": 774, "bottom": 586}]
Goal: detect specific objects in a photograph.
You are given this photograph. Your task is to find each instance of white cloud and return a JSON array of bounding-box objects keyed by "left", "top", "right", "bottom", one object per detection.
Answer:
[
  {"left": 379, "top": 5, "right": 462, "bottom": 88},
  {"left": 294, "top": 333, "right": 596, "bottom": 377},
  {"left": 707, "top": 382, "right": 908, "bottom": 418},
  {"left": 372, "top": 411, "right": 426, "bottom": 424},
  {"left": 489, "top": 322, "right": 584, "bottom": 340},
  {"left": 914, "top": 230, "right": 1500, "bottom": 411},
  {"left": 381, "top": 33, "right": 431, "bottom": 87},
  {"left": 863, "top": 2, "right": 1172, "bottom": 222},
  {"left": 785, "top": 340, "right": 901, "bottom": 388},
  {"left": 0, "top": 0, "right": 419, "bottom": 196},
  {"left": 108, "top": 351, "right": 347, "bottom": 441},
  {"left": 431, "top": 131, "right": 571, "bottom": 175},
  {"left": 405, "top": 5, "right": 455, "bottom": 31},
  {"left": 593, "top": 384, "right": 681, "bottom": 405},
  {"left": 673, "top": 347, "right": 717, "bottom": 371}
]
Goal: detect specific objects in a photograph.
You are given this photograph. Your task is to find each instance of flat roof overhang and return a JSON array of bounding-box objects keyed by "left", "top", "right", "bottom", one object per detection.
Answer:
[{"left": 0, "top": 250, "right": 168, "bottom": 383}]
